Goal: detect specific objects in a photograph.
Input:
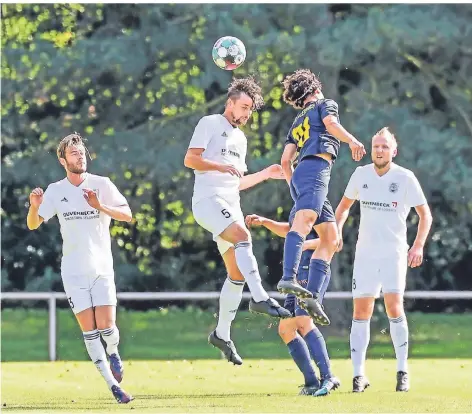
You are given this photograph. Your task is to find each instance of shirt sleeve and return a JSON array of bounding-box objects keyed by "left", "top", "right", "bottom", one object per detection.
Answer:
[
  {"left": 319, "top": 99, "right": 339, "bottom": 120},
  {"left": 103, "top": 178, "right": 128, "bottom": 207},
  {"left": 38, "top": 185, "right": 57, "bottom": 222},
  {"left": 188, "top": 117, "right": 211, "bottom": 149},
  {"left": 285, "top": 126, "right": 296, "bottom": 146},
  {"left": 344, "top": 168, "right": 360, "bottom": 200},
  {"left": 405, "top": 173, "right": 427, "bottom": 207}
]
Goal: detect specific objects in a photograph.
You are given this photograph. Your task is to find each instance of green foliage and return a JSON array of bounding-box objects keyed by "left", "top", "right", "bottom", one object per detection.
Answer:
[{"left": 1, "top": 4, "right": 471, "bottom": 295}]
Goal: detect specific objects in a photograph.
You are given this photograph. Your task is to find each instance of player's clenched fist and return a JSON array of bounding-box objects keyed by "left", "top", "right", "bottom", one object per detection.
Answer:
[
  {"left": 29, "top": 187, "right": 44, "bottom": 208},
  {"left": 217, "top": 164, "right": 243, "bottom": 177},
  {"left": 245, "top": 214, "right": 265, "bottom": 228}
]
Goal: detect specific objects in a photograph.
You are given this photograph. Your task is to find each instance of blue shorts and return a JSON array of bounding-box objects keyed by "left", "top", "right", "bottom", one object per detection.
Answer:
[
  {"left": 283, "top": 256, "right": 331, "bottom": 318},
  {"left": 291, "top": 157, "right": 335, "bottom": 224}
]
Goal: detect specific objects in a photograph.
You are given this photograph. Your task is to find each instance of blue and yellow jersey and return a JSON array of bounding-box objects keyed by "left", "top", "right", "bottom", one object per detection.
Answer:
[{"left": 285, "top": 99, "right": 341, "bottom": 162}]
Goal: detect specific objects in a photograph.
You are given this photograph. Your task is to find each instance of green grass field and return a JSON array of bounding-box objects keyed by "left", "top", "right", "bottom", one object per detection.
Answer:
[
  {"left": 2, "top": 309, "right": 472, "bottom": 361},
  {"left": 2, "top": 310, "right": 472, "bottom": 412},
  {"left": 2, "top": 359, "right": 472, "bottom": 413}
]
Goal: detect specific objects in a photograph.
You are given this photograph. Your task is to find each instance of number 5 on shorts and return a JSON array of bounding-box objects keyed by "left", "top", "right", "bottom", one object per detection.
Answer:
[
  {"left": 221, "top": 209, "right": 231, "bottom": 218},
  {"left": 68, "top": 297, "right": 74, "bottom": 309}
]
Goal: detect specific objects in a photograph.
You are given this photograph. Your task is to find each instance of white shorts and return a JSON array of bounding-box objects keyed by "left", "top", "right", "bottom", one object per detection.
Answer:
[
  {"left": 352, "top": 251, "right": 408, "bottom": 299},
  {"left": 192, "top": 194, "right": 245, "bottom": 255},
  {"left": 62, "top": 274, "right": 117, "bottom": 314}
]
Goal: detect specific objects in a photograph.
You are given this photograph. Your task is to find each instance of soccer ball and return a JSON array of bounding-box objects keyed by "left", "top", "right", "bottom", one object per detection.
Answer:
[{"left": 212, "top": 36, "right": 246, "bottom": 71}]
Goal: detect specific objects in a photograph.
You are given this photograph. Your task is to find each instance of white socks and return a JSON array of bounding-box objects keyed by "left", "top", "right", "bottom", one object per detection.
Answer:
[
  {"left": 234, "top": 241, "right": 269, "bottom": 303},
  {"left": 389, "top": 314, "right": 409, "bottom": 372},
  {"left": 350, "top": 315, "right": 409, "bottom": 376},
  {"left": 83, "top": 329, "right": 118, "bottom": 389},
  {"left": 350, "top": 319, "right": 371, "bottom": 377},
  {"left": 215, "top": 278, "right": 245, "bottom": 342},
  {"left": 99, "top": 325, "right": 120, "bottom": 356}
]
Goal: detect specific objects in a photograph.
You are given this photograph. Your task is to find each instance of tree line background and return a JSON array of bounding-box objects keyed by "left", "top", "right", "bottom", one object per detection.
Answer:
[{"left": 2, "top": 4, "right": 471, "bottom": 311}]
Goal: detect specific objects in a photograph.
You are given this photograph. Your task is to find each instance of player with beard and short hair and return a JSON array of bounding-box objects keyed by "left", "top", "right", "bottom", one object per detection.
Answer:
[
  {"left": 335, "top": 127, "right": 433, "bottom": 393},
  {"left": 27, "top": 133, "right": 133, "bottom": 403},
  {"left": 184, "top": 76, "right": 292, "bottom": 365}
]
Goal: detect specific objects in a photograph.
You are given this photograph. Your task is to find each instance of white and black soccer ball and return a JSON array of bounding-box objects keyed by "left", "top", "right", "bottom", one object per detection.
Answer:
[{"left": 212, "top": 36, "right": 246, "bottom": 71}]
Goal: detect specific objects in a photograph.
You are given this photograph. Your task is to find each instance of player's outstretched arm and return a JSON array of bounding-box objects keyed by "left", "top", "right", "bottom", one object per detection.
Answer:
[
  {"left": 408, "top": 203, "right": 433, "bottom": 268},
  {"left": 27, "top": 187, "right": 45, "bottom": 230},
  {"left": 184, "top": 148, "right": 242, "bottom": 177},
  {"left": 322, "top": 115, "right": 365, "bottom": 161},
  {"left": 281, "top": 143, "right": 297, "bottom": 185},
  {"left": 239, "top": 164, "right": 284, "bottom": 191},
  {"left": 245, "top": 214, "right": 290, "bottom": 238},
  {"left": 334, "top": 196, "right": 356, "bottom": 251}
]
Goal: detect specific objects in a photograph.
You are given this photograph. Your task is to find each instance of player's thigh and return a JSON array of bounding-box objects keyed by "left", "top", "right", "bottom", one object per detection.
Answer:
[
  {"left": 221, "top": 246, "right": 245, "bottom": 282},
  {"left": 74, "top": 307, "right": 97, "bottom": 332},
  {"left": 90, "top": 275, "right": 117, "bottom": 308},
  {"left": 62, "top": 276, "right": 94, "bottom": 317},
  {"left": 353, "top": 297, "right": 375, "bottom": 320},
  {"left": 352, "top": 254, "right": 382, "bottom": 300},
  {"left": 380, "top": 252, "right": 407, "bottom": 297},
  {"left": 292, "top": 157, "right": 331, "bottom": 215},
  {"left": 192, "top": 196, "right": 241, "bottom": 241}
]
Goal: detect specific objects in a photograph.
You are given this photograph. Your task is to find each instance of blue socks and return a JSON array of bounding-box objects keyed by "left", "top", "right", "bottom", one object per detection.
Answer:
[
  {"left": 307, "top": 259, "right": 330, "bottom": 297},
  {"left": 304, "top": 328, "right": 332, "bottom": 380},
  {"left": 282, "top": 231, "right": 305, "bottom": 281},
  {"left": 287, "top": 337, "right": 319, "bottom": 387}
]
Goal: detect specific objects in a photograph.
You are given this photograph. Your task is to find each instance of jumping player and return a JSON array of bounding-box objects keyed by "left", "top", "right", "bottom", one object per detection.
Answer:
[
  {"left": 277, "top": 69, "right": 366, "bottom": 326},
  {"left": 184, "top": 76, "right": 291, "bottom": 365}
]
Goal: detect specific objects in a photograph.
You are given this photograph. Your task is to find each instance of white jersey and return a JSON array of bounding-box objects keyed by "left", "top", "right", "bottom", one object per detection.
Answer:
[
  {"left": 344, "top": 163, "right": 427, "bottom": 256},
  {"left": 188, "top": 114, "right": 248, "bottom": 203},
  {"left": 38, "top": 173, "right": 128, "bottom": 277}
]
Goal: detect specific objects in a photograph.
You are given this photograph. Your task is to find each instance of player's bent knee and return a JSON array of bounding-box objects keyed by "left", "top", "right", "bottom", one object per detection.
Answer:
[
  {"left": 385, "top": 303, "right": 405, "bottom": 319},
  {"left": 278, "top": 319, "right": 297, "bottom": 339},
  {"left": 384, "top": 294, "right": 405, "bottom": 318},
  {"left": 300, "top": 210, "right": 317, "bottom": 224},
  {"left": 295, "top": 316, "right": 314, "bottom": 336},
  {"left": 221, "top": 222, "right": 250, "bottom": 244},
  {"left": 353, "top": 298, "right": 375, "bottom": 320},
  {"left": 94, "top": 305, "right": 116, "bottom": 330}
]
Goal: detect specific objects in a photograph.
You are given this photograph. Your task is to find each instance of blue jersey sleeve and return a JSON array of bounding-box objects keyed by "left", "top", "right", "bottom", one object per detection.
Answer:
[
  {"left": 285, "top": 126, "right": 296, "bottom": 146},
  {"left": 319, "top": 99, "right": 339, "bottom": 120}
]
